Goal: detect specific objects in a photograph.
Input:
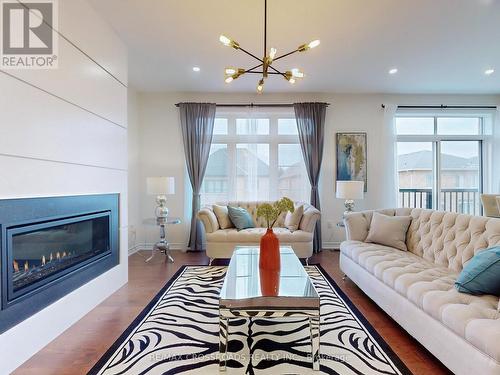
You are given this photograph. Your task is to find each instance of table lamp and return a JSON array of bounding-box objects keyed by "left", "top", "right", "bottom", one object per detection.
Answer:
[
  {"left": 336, "top": 181, "right": 364, "bottom": 217},
  {"left": 147, "top": 177, "right": 175, "bottom": 219}
]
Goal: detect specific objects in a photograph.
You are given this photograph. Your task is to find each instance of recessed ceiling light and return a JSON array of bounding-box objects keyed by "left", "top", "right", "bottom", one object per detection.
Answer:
[
  {"left": 389, "top": 68, "right": 398, "bottom": 75},
  {"left": 485, "top": 68, "right": 495, "bottom": 75},
  {"left": 192, "top": 66, "right": 201, "bottom": 72}
]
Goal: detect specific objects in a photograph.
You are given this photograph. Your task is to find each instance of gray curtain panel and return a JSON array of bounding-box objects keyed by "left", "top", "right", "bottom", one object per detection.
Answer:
[
  {"left": 179, "top": 102, "right": 216, "bottom": 251},
  {"left": 294, "top": 102, "right": 327, "bottom": 253}
]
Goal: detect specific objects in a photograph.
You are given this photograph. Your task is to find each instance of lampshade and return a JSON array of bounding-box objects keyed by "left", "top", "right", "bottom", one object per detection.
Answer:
[
  {"left": 147, "top": 177, "right": 175, "bottom": 195},
  {"left": 336, "top": 181, "right": 364, "bottom": 200}
]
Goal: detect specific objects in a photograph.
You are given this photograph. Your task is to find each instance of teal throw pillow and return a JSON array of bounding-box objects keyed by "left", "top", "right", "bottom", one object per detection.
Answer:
[
  {"left": 455, "top": 246, "right": 500, "bottom": 296},
  {"left": 227, "top": 206, "right": 254, "bottom": 230}
]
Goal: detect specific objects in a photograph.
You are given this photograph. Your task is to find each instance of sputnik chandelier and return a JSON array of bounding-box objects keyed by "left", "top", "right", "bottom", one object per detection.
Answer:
[{"left": 219, "top": 0, "right": 320, "bottom": 93}]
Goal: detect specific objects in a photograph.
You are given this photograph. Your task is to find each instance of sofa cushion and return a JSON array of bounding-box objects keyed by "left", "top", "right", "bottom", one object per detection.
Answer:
[
  {"left": 365, "top": 212, "right": 412, "bottom": 251},
  {"left": 285, "top": 205, "right": 304, "bottom": 232},
  {"left": 206, "top": 227, "right": 312, "bottom": 243},
  {"left": 455, "top": 246, "right": 500, "bottom": 296},
  {"left": 227, "top": 206, "right": 254, "bottom": 230},
  {"left": 341, "top": 240, "right": 500, "bottom": 362},
  {"left": 212, "top": 205, "right": 234, "bottom": 229}
]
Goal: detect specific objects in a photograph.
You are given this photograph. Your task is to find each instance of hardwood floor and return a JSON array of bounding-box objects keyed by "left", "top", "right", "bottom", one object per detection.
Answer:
[{"left": 14, "top": 250, "right": 451, "bottom": 375}]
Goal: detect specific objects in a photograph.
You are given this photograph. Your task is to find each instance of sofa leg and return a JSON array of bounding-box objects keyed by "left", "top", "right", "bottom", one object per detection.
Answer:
[
  {"left": 209, "top": 258, "right": 214, "bottom": 266},
  {"left": 305, "top": 258, "right": 309, "bottom": 266}
]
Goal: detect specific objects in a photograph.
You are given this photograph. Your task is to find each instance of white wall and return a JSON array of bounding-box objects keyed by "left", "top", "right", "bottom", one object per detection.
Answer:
[
  {"left": 0, "top": 1, "right": 128, "bottom": 373},
  {"left": 128, "top": 88, "right": 141, "bottom": 254},
  {"left": 132, "top": 92, "right": 500, "bottom": 250}
]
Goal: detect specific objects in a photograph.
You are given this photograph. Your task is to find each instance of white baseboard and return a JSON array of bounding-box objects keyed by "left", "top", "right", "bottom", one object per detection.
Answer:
[{"left": 128, "top": 243, "right": 185, "bottom": 256}]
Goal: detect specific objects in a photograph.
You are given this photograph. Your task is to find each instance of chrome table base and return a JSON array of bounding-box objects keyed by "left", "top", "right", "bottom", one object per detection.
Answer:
[
  {"left": 146, "top": 221, "right": 175, "bottom": 263},
  {"left": 218, "top": 308, "right": 320, "bottom": 372}
]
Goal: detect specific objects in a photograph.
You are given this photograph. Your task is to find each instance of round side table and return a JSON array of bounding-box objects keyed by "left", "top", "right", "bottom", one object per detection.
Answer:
[{"left": 143, "top": 217, "right": 181, "bottom": 263}]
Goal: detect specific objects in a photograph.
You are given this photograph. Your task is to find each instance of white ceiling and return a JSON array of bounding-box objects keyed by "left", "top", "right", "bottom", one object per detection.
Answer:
[{"left": 89, "top": 0, "right": 500, "bottom": 94}]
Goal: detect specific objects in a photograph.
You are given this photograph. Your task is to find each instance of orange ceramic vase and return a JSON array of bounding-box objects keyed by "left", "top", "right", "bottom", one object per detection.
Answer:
[{"left": 259, "top": 228, "right": 280, "bottom": 296}]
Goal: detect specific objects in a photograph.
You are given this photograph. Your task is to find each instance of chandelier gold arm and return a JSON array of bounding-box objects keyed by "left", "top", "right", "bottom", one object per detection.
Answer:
[{"left": 238, "top": 46, "right": 264, "bottom": 64}]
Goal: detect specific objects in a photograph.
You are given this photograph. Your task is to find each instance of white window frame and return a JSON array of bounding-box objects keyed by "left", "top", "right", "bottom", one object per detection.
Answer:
[
  {"left": 395, "top": 112, "right": 491, "bottom": 212},
  {"left": 207, "top": 109, "right": 307, "bottom": 202}
]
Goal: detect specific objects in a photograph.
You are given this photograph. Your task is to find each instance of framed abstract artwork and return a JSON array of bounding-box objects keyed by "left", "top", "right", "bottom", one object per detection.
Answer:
[{"left": 336, "top": 132, "right": 367, "bottom": 191}]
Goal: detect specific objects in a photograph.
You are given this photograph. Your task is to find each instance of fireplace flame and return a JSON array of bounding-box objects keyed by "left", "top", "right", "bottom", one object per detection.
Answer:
[
  {"left": 50, "top": 252, "right": 53, "bottom": 262},
  {"left": 24, "top": 261, "right": 29, "bottom": 272},
  {"left": 13, "top": 260, "right": 19, "bottom": 273},
  {"left": 56, "top": 251, "right": 61, "bottom": 260},
  {"left": 62, "top": 251, "right": 67, "bottom": 258},
  {"left": 42, "top": 255, "right": 46, "bottom": 266}
]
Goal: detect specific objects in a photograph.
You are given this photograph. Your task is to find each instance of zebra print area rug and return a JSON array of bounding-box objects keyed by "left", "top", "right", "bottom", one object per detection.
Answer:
[{"left": 89, "top": 265, "right": 411, "bottom": 375}]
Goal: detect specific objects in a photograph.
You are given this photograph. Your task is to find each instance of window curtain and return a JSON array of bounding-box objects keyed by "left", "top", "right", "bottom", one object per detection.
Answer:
[
  {"left": 293, "top": 102, "right": 327, "bottom": 253},
  {"left": 179, "top": 102, "right": 216, "bottom": 251},
  {"left": 381, "top": 104, "right": 398, "bottom": 208}
]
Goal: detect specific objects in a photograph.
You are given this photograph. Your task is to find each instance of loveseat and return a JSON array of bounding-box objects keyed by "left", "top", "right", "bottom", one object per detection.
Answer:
[
  {"left": 198, "top": 201, "right": 320, "bottom": 262},
  {"left": 340, "top": 208, "right": 500, "bottom": 375}
]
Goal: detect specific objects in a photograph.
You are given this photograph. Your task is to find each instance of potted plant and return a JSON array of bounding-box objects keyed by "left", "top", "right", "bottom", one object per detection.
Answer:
[{"left": 256, "top": 197, "right": 295, "bottom": 296}]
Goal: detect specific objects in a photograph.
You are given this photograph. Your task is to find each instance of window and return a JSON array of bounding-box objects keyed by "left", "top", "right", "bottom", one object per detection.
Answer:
[
  {"left": 201, "top": 110, "right": 310, "bottom": 205},
  {"left": 396, "top": 114, "right": 488, "bottom": 215}
]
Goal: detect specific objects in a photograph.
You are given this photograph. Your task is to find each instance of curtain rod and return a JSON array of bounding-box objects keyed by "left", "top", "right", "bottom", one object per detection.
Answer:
[
  {"left": 381, "top": 104, "right": 497, "bottom": 109},
  {"left": 175, "top": 102, "right": 330, "bottom": 108}
]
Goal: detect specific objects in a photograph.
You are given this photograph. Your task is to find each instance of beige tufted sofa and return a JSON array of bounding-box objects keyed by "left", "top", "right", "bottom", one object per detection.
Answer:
[
  {"left": 198, "top": 201, "right": 320, "bottom": 262},
  {"left": 340, "top": 208, "right": 500, "bottom": 375}
]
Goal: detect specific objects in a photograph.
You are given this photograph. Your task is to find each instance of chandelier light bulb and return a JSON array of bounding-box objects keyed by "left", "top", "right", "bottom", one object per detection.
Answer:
[
  {"left": 269, "top": 47, "right": 277, "bottom": 61},
  {"left": 257, "top": 79, "right": 264, "bottom": 93},
  {"left": 219, "top": 34, "right": 239, "bottom": 49},
  {"left": 225, "top": 67, "right": 237, "bottom": 75},
  {"left": 225, "top": 76, "right": 234, "bottom": 84},
  {"left": 219, "top": 35, "right": 231, "bottom": 46},
  {"left": 289, "top": 77, "right": 296, "bottom": 84},
  {"left": 291, "top": 68, "right": 304, "bottom": 78},
  {"left": 308, "top": 39, "right": 320, "bottom": 49}
]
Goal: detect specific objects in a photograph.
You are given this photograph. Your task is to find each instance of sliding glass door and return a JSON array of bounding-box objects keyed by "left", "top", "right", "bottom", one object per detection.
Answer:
[
  {"left": 396, "top": 115, "right": 486, "bottom": 215},
  {"left": 397, "top": 141, "right": 434, "bottom": 209},
  {"left": 439, "top": 141, "right": 481, "bottom": 215}
]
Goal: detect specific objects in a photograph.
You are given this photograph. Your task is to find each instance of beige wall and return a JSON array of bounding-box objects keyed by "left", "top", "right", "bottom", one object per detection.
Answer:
[{"left": 130, "top": 92, "right": 500, "bottom": 250}]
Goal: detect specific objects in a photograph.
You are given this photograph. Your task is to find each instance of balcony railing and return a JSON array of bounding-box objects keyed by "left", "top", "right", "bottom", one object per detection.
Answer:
[{"left": 399, "top": 188, "right": 480, "bottom": 215}]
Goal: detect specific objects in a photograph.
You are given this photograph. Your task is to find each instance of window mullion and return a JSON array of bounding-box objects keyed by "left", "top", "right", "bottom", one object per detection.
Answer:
[
  {"left": 269, "top": 115, "right": 279, "bottom": 200},
  {"left": 435, "top": 140, "right": 441, "bottom": 211}
]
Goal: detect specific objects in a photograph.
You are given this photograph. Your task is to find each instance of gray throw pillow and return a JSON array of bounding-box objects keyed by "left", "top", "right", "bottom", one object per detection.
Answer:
[
  {"left": 227, "top": 206, "right": 254, "bottom": 230},
  {"left": 365, "top": 212, "right": 412, "bottom": 251}
]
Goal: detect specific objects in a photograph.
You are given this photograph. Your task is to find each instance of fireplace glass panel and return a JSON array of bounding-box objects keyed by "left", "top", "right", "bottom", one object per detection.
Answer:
[{"left": 10, "top": 214, "right": 110, "bottom": 293}]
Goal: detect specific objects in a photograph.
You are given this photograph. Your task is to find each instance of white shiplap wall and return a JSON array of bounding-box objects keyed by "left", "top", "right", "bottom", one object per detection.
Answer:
[{"left": 0, "top": 1, "right": 128, "bottom": 373}]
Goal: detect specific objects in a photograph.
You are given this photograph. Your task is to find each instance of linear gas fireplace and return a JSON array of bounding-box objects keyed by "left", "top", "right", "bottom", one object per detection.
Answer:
[{"left": 0, "top": 194, "right": 119, "bottom": 333}]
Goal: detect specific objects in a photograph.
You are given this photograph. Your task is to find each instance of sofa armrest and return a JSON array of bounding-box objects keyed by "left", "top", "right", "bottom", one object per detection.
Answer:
[
  {"left": 197, "top": 208, "right": 219, "bottom": 234},
  {"left": 299, "top": 206, "right": 321, "bottom": 233}
]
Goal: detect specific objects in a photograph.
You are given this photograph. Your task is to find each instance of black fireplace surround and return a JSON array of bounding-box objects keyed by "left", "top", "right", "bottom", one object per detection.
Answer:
[{"left": 0, "top": 194, "right": 119, "bottom": 333}]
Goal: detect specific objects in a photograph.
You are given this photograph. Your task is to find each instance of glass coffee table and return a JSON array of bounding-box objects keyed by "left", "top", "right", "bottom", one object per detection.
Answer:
[{"left": 219, "top": 246, "right": 320, "bottom": 371}]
